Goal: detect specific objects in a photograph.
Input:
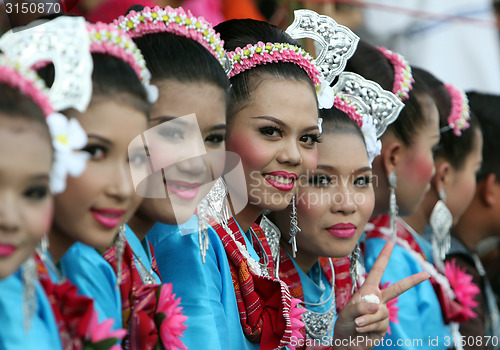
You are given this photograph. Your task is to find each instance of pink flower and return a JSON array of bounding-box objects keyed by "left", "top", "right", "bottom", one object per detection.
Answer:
[
  {"left": 381, "top": 281, "right": 399, "bottom": 334},
  {"left": 86, "top": 311, "right": 127, "bottom": 346},
  {"left": 445, "top": 259, "right": 480, "bottom": 319},
  {"left": 157, "top": 283, "right": 188, "bottom": 350},
  {"left": 288, "top": 298, "right": 306, "bottom": 350}
]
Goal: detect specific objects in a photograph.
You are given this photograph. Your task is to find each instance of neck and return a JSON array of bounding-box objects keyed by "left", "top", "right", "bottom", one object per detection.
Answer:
[
  {"left": 232, "top": 199, "right": 263, "bottom": 233},
  {"left": 128, "top": 212, "right": 155, "bottom": 242},
  {"left": 403, "top": 205, "right": 431, "bottom": 235},
  {"left": 453, "top": 205, "right": 487, "bottom": 251},
  {"left": 48, "top": 228, "right": 76, "bottom": 264},
  {"left": 280, "top": 236, "right": 318, "bottom": 273}
]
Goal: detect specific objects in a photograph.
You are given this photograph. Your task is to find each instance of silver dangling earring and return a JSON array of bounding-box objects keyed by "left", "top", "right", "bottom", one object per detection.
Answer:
[
  {"left": 22, "top": 256, "right": 37, "bottom": 331},
  {"left": 388, "top": 172, "right": 398, "bottom": 242},
  {"left": 349, "top": 244, "right": 361, "bottom": 293},
  {"left": 197, "top": 198, "right": 209, "bottom": 264},
  {"left": 430, "top": 188, "right": 453, "bottom": 267},
  {"left": 115, "top": 224, "right": 126, "bottom": 289},
  {"left": 289, "top": 195, "right": 301, "bottom": 258}
]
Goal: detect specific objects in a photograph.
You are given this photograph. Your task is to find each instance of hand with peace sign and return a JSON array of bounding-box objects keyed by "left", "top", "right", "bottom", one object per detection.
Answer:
[{"left": 333, "top": 241, "right": 429, "bottom": 350}]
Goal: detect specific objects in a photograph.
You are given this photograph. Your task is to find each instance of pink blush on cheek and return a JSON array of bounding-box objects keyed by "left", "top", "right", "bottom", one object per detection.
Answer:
[{"left": 403, "top": 152, "right": 434, "bottom": 183}]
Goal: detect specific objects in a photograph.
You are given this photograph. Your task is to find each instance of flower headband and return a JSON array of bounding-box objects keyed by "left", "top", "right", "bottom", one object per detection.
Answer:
[
  {"left": 0, "top": 55, "right": 53, "bottom": 117},
  {"left": 227, "top": 41, "right": 337, "bottom": 112},
  {"left": 87, "top": 22, "right": 158, "bottom": 103},
  {"left": 227, "top": 41, "right": 320, "bottom": 84},
  {"left": 114, "top": 5, "right": 228, "bottom": 70},
  {"left": 441, "top": 84, "right": 471, "bottom": 136},
  {"left": 0, "top": 55, "right": 89, "bottom": 194},
  {"left": 377, "top": 47, "right": 414, "bottom": 101}
]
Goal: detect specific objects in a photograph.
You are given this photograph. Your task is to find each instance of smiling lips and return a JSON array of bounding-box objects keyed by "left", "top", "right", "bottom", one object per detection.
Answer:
[
  {"left": 263, "top": 171, "right": 298, "bottom": 191},
  {"left": 326, "top": 223, "right": 357, "bottom": 238},
  {"left": 165, "top": 180, "right": 201, "bottom": 200},
  {"left": 91, "top": 208, "right": 126, "bottom": 229}
]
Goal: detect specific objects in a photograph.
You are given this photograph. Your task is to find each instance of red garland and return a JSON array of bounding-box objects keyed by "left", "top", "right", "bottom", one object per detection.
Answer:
[{"left": 35, "top": 254, "right": 97, "bottom": 350}]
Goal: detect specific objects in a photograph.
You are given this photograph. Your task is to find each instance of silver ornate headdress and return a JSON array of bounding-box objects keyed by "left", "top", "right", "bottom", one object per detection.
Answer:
[
  {"left": 0, "top": 16, "right": 93, "bottom": 112},
  {"left": 0, "top": 17, "right": 93, "bottom": 194},
  {"left": 333, "top": 72, "right": 404, "bottom": 138},
  {"left": 286, "top": 9, "right": 359, "bottom": 86}
]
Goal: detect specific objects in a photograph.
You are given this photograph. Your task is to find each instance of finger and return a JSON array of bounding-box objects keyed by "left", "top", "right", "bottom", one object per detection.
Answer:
[
  {"left": 382, "top": 271, "right": 430, "bottom": 302},
  {"left": 354, "top": 305, "right": 389, "bottom": 328},
  {"left": 356, "top": 319, "right": 389, "bottom": 335},
  {"left": 363, "top": 241, "right": 394, "bottom": 287}
]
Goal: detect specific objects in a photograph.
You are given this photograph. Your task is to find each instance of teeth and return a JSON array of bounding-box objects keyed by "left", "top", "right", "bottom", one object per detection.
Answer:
[{"left": 264, "top": 175, "right": 293, "bottom": 185}]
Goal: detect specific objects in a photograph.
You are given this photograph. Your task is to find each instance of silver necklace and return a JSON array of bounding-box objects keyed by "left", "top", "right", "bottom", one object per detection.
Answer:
[
  {"left": 248, "top": 227, "right": 270, "bottom": 277},
  {"left": 132, "top": 250, "right": 157, "bottom": 285},
  {"left": 301, "top": 258, "right": 336, "bottom": 341}
]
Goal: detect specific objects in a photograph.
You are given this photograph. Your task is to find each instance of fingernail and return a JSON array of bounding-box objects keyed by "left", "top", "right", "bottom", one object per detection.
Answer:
[{"left": 355, "top": 317, "right": 365, "bottom": 327}]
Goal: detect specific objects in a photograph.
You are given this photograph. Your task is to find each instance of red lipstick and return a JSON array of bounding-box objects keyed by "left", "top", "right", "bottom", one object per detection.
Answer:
[
  {"left": 326, "top": 223, "right": 357, "bottom": 238},
  {"left": 263, "top": 171, "right": 298, "bottom": 192},
  {"left": 0, "top": 244, "right": 16, "bottom": 257},
  {"left": 165, "top": 180, "right": 201, "bottom": 200},
  {"left": 91, "top": 208, "right": 125, "bottom": 229}
]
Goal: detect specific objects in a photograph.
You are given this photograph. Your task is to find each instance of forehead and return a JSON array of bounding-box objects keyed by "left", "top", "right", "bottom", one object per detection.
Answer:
[
  {"left": 239, "top": 78, "right": 318, "bottom": 126},
  {"left": 152, "top": 80, "right": 226, "bottom": 125},
  {"left": 317, "top": 132, "right": 369, "bottom": 172}
]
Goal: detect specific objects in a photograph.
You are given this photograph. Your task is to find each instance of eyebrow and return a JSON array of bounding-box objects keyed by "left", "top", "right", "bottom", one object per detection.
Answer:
[
  {"left": 210, "top": 124, "right": 227, "bottom": 131},
  {"left": 150, "top": 116, "right": 189, "bottom": 126},
  {"left": 316, "top": 165, "right": 372, "bottom": 173},
  {"left": 252, "top": 116, "right": 319, "bottom": 132},
  {"left": 252, "top": 116, "right": 285, "bottom": 127},
  {"left": 30, "top": 174, "right": 50, "bottom": 181},
  {"left": 87, "top": 134, "right": 112, "bottom": 145}
]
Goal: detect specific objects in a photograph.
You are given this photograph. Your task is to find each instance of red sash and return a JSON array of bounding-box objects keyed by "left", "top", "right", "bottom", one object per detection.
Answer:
[
  {"left": 103, "top": 239, "right": 160, "bottom": 350},
  {"left": 213, "top": 217, "right": 295, "bottom": 350}
]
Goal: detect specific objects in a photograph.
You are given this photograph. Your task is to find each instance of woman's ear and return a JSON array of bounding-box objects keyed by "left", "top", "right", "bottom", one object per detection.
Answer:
[
  {"left": 380, "top": 139, "right": 401, "bottom": 179},
  {"left": 480, "top": 173, "right": 498, "bottom": 207},
  {"left": 432, "top": 160, "right": 451, "bottom": 196}
]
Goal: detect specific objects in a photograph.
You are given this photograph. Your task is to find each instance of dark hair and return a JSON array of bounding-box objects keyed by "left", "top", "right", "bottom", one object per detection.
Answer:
[
  {"left": 0, "top": 83, "right": 46, "bottom": 123},
  {"left": 412, "top": 67, "right": 481, "bottom": 170},
  {"left": 466, "top": 91, "right": 500, "bottom": 180},
  {"left": 214, "top": 18, "right": 318, "bottom": 121},
  {"left": 320, "top": 107, "right": 366, "bottom": 143},
  {"left": 344, "top": 40, "right": 431, "bottom": 146},
  {"left": 38, "top": 53, "right": 150, "bottom": 116},
  {"left": 129, "top": 5, "right": 229, "bottom": 94}
]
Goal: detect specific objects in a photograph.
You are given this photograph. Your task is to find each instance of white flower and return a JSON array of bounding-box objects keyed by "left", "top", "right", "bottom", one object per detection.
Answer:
[
  {"left": 46, "top": 113, "right": 90, "bottom": 194},
  {"left": 361, "top": 114, "right": 382, "bottom": 164},
  {"left": 316, "top": 77, "right": 334, "bottom": 109}
]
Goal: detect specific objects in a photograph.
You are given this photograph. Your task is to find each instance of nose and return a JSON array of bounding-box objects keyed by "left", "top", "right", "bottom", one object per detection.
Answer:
[
  {"left": 175, "top": 155, "right": 209, "bottom": 176},
  {"left": 276, "top": 138, "right": 302, "bottom": 166},
  {"left": 106, "top": 161, "right": 133, "bottom": 202},
  {"left": 0, "top": 192, "right": 20, "bottom": 233},
  {"left": 330, "top": 184, "right": 357, "bottom": 215}
]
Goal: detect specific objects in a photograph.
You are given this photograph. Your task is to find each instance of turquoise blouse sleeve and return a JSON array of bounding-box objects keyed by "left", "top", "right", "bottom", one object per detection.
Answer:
[
  {"left": 0, "top": 269, "right": 62, "bottom": 350},
  {"left": 148, "top": 220, "right": 259, "bottom": 350},
  {"left": 60, "top": 242, "right": 122, "bottom": 331}
]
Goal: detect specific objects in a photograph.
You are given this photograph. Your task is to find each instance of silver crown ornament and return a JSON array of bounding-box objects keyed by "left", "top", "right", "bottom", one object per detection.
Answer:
[{"left": 0, "top": 16, "right": 93, "bottom": 112}]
